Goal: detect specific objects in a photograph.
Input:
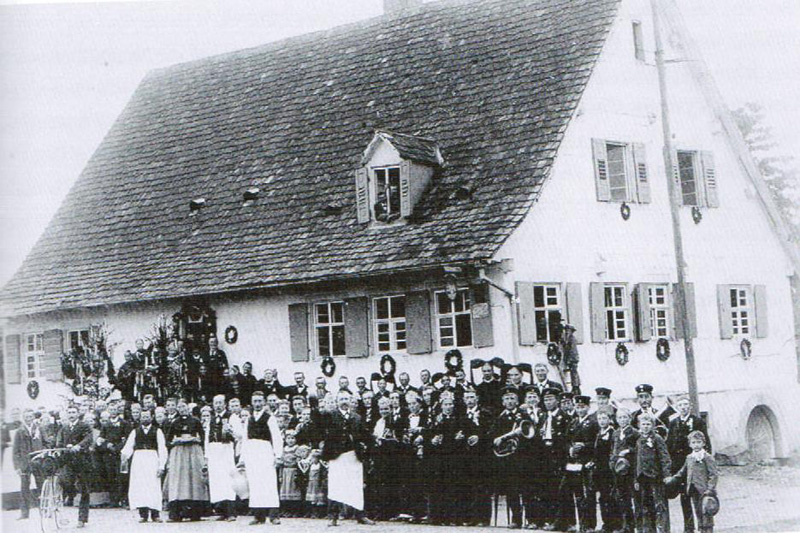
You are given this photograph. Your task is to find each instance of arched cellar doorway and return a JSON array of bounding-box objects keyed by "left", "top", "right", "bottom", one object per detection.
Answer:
[{"left": 745, "top": 405, "right": 781, "bottom": 462}]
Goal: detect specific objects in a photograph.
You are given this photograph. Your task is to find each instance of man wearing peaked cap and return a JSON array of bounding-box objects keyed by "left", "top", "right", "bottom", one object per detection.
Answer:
[
  {"left": 564, "top": 395, "right": 599, "bottom": 531},
  {"left": 536, "top": 387, "right": 570, "bottom": 530},
  {"left": 490, "top": 386, "right": 528, "bottom": 528},
  {"left": 631, "top": 384, "right": 673, "bottom": 439},
  {"left": 589, "top": 387, "right": 617, "bottom": 427}
]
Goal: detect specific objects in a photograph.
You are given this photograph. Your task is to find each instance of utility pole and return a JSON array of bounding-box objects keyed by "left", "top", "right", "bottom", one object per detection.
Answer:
[{"left": 651, "top": 0, "right": 700, "bottom": 415}]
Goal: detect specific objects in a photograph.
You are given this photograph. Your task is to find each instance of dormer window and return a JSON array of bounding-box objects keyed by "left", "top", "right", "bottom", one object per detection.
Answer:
[{"left": 355, "top": 130, "right": 443, "bottom": 224}]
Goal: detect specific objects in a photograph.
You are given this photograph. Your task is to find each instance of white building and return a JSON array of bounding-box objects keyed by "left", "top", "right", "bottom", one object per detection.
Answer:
[{"left": 2, "top": 0, "right": 798, "bottom": 460}]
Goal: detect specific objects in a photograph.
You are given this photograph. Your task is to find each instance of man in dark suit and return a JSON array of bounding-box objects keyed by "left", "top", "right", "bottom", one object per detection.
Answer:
[
  {"left": 531, "top": 363, "right": 563, "bottom": 399},
  {"left": 462, "top": 388, "right": 493, "bottom": 527},
  {"left": 13, "top": 409, "right": 43, "bottom": 520},
  {"left": 491, "top": 387, "right": 531, "bottom": 528},
  {"left": 631, "top": 384, "right": 673, "bottom": 439},
  {"left": 369, "top": 397, "right": 406, "bottom": 521},
  {"left": 538, "top": 388, "right": 571, "bottom": 531},
  {"left": 57, "top": 405, "right": 94, "bottom": 527},
  {"left": 321, "top": 391, "right": 374, "bottom": 526},
  {"left": 564, "top": 395, "right": 599, "bottom": 532},
  {"left": 427, "top": 392, "right": 468, "bottom": 525},
  {"left": 97, "top": 402, "right": 130, "bottom": 507},
  {"left": 475, "top": 362, "right": 502, "bottom": 415},
  {"left": 400, "top": 391, "right": 429, "bottom": 523},
  {"left": 284, "top": 371, "right": 311, "bottom": 400},
  {"left": 238, "top": 362, "right": 258, "bottom": 407}
]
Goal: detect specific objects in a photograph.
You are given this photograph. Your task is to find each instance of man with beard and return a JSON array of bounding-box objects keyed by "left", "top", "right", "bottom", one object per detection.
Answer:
[
  {"left": 369, "top": 397, "right": 405, "bottom": 521},
  {"left": 243, "top": 391, "right": 283, "bottom": 524},
  {"left": 120, "top": 409, "right": 167, "bottom": 522},
  {"left": 631, "top": 384, "right": 673, "bottom": 439},
  {"left": 164, "top": 399, "right": 209, "bottom": 521}
]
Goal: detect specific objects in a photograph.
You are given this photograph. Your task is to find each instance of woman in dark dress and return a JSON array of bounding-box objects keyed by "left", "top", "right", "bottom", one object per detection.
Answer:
[{"left": 164, "top": 399, "right": 209, "bottom": 521}]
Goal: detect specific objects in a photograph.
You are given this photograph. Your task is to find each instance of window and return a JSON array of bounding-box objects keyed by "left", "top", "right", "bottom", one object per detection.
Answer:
[
  {"left": 373, "top": 166, "right": 401, "bottom": 222},
  {"left": 606, "top": 143, "right": 629, "bottom": 202},
  {"left": 69, "top": 329, "right": 90, "bottom": 353},
  {"left": 730, "top": 287, "right": 752, "bottom": 336},
  {"left": 373, "top": 295, "right": 407, "bottom": 353},
  {"left": 533, "top": 284, "right": 563, "bottom": 342},
  {"left": 436, "top": 289, "right": 473, "bottom": 348},
  {"left": 632, "top": 21, "right": 645, "bottom": 61},
  {"left": 25, "top": 333, "right": 44, "bottom": 380},
  {"left": 648, "top": 285, "right": 671, "bottom": 338},
  {"left": 604, "top": 285, "right": 630, "bottom": 341},
  {"left": 314, "top": 302, "right": 346, "bottom": 357},
  {"left": 677, "top": 151, "right": 700, "bottom": 206}
]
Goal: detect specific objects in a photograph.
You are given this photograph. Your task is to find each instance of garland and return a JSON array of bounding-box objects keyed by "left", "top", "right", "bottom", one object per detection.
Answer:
[
  {"left": 620, "top": 202, "right": 631, "bottom": 221},
  {"left": 692, "top": 206, "right": 703, "bottom": 225},
  {"left": 321, "top": 356, "right": 336, "bottom": 378},
  {"left": 615, "top": 343, "right": 629, "bottom": 366},
  {"left": 27, "top": 380, "right": 40, "bottom": 400},
  {"left": 656, "top": 338, "right": 671, "bottom": 362},
  {"left": 225, "top": 325, "right": 238, "bottom": 345},
  {"left": 547, "top": 343, "right": 563, "bottom": 366},
  {"left": 380, "top": 354, "right": 397, "bottom": 377},
  {"left": 740, "top": 338, "right": 752, "bottom": 360},
  {"left": 444, "top": 349, "right": 464, "bottom": 373}
]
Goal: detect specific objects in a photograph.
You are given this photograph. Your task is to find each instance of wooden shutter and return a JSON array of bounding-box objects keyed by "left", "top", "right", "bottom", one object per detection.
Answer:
[
  {"left": 592, "top": 139, "right": 611, "bottom": 202},
  {"left": 671, "top": 149, "right": 682, "bottom": 206},
  {"left": 355, "top": 167, "right": 370, "bottom": 223},
  {"left": 565, "top": 282, "right": 584, "bottom": 344},
  {"left": 344, "top": 297, "right": 369, "bottom": 358},
  {"left": 406, "top": 291, "right": 432, "bottom": 354},
  {"left": 516, "top": 282, "right": 536, "bottom": 346},
  {"left": 42, "top": 329, "right": 64, "bottom": 381},
  {"left": 673, "top": 283, "right": 698, "bottom": 339},
  {"left": 701, "top": 150, "right": 719, "bottom": 208},
  {"left": 289, "top": 303, "right": 310, "bottom": 362},
  {"left": 632, "top": 142, "right": 651, "bottom": 203},
  {"left": 399, "top": 160, "right": 412, "bottom": 217},
  {"left": 754, "top": 284, "right": 768, "bottom": 338},
  {"left": 471, "top": 283, "right": 494, "bottom": 348},
  {"left": 717, "top": 285, "right": 733, "bottom": 340},
  {"left": 589, "top": 282, "right": 606, "bottom": 343},
  {"left": 635, "top": 284, "right": 652, "bottom": 342},
  {"left": 4, "top": 334, "right": 21, "bottom": 385}
]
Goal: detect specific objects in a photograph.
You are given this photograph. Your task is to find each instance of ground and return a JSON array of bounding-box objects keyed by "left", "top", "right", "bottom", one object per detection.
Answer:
[{"left": 3, "top": 465, "right": 800, "bottom": 532}]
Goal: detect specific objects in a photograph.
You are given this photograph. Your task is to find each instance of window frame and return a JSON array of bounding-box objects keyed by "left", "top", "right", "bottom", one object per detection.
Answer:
[
  {"left": 370, "top": 165, "right": 402, "bottom": 222},
  {"left": 647, "top": 284, "right": 671, "bottom": 339},
  {"left": 372, "top": 294, "right": 408, "bottom": 354},
  {"left": 69, "top": 328, "right": 91, "bottom": 353},
  {"left": 730, "top": 285, "right": 753, "bottom": 337},
  {"left": 604, "top": 284, "right": 631, "bottom": 342},
  {"left": 531, "top": 283, "right": 564, "bottom": 343},
  {"left": 24, "top": 332, "right": 44, "bottom": 381},
  {"left": 313, "top": 301, "right": 347, "bottom": 358},
  {"left": 632, "top": 20, "right": 645, "bottom": 62},
  {"left": 435, "top": 288, "right": 474, "bottom": 349},
  {"left": 677, "top": 150, "right": 703, "bottom": 207},
  {"left": 605, "top": 142, "right": 633, "bottom": 203}
]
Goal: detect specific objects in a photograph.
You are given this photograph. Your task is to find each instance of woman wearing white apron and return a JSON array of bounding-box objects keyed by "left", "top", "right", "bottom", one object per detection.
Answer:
[
  {"left": 120, "top": 409, "right": 167, "bottom": 522},
  {"left": 205, "top": 395, "right": 237, "bottom": 521},
  {"left": 242, "top": 391, "right": 283, "bottom": 525}
]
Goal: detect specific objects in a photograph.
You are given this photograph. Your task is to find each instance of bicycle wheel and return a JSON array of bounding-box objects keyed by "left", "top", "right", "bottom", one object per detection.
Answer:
[{"left": 39, "top": 478, "right": 54, "bottom": 533}]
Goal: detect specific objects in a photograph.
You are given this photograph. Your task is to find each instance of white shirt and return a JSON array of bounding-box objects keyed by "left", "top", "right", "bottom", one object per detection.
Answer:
[{"left": 373, "top": 418, "right": 386, "bottom": 439}]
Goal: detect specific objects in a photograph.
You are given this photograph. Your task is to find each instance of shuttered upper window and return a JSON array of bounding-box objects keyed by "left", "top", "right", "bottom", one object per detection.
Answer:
[
  {"left": 673, "top": 150, "right": 719, "bottom": 208},
  {"left": 25, "top": 333, "right": 44, "bottom": 380},
  {"left": 314, "top": 302, "right": 346, "bottom": 357},
  {"left": 592, "top": 139, "right": 650, "bottom": 204},
  {"left": 648, "top": 285, "right": 671, "bottom": 338},
  {"left": 717, "top": 284, "right": 768, "bottom": 340},
  {"left": 730, "top": 287, "right": 753, "bottom": 336},
  {"left": 373, "top": 295, "right": 407, "bottom": 353},
  {"left": 532, "top": 285, "right": 563, "bottom": 343},
  {"left": 604, "top": 284, "right": 630, "bottom": 341},
  {"left": 436, "top": 289, "right": 473, "bottom": 348},
  {"left": 373, "top": 167, "right": 402, "bottom": 222}
]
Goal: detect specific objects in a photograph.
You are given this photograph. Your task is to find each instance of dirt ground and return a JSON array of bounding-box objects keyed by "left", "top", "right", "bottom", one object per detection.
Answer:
[{"left": 3, "top": 465, "right": 800, "bottom": 533}]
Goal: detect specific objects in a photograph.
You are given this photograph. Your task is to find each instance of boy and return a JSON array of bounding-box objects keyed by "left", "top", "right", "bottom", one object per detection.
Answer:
[
  {"left": 591, "top": 408, "right": 618, "bottom": 532},
  {"left": 668, "top": 396, "right": 711, "bottom": 533},
  {"left": 609, "top": 408, "right": 638, "bottom": 533},
  {"left": 634, "top": 414, "right": 671, "bottom": 533},
  {"left": 670, "top": 431, "right": 718, "bottom": 533}
]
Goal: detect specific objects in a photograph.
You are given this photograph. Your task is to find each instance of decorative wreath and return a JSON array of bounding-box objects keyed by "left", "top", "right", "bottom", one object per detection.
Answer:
[
  {"left": 740, "top": 338, "right": 752, "bottom": 360},
  {"left": 615, "top": 343, "right": 629, "bottom": 366},
  {"left": 321, "top": 356, "right": 336, "bottom": 378},
  {"left": 656, "top": 338, "right": 671, "bottom": 362},
  {"left": 71, "top": 380, "right": 83, "bottom": 396},
  {"left": 692, "top": 206, "right": 703, "bottom": 225},
  {"left": 27, "top": 380, "right": 40, "bottom": 400},
  {"left": 224, "top": 325, "right": 238, "bottom": 345},
  {"left": 444, "top": 349, "right": 464, "bottom": 372},
  {"left": 620, "top": 202, "right": 631, "bottom": 221},
  {"left": 380, "top": 354, "right": 397, "bottom": 377},
  {"left": 547, "top": 343, "right": 563, "bottom": 366}
]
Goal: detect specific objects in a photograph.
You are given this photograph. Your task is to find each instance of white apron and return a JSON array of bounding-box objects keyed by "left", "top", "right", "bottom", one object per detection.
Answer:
[
  {"left": 206, "top": 442, "right": 236, "bottom": 503},
  {"left": 327, "top": 450, "right": 364, "bottom": 511},
  {"left": 128, "top": 450, "right": 162, "bottom": 510},
  {"left": 242, "top": 439, "right": 279, "bottom": 509}
]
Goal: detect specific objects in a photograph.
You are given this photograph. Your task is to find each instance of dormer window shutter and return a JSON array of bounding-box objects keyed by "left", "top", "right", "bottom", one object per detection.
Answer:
[
  {"left": 355, "top": 167, "right": 370, "bottom": 223},
  {"left": 632, "top": 142, "right": 651, "bottom": 204},
  {"left": 399, "top": 160, "right": 412, "bottom": 217},
  {"left": 671, "top": 149, "right": 682, "bottom": 206},
  {"left": 701, "top": 150, "right": 719, "bottom": 208},
  {"left": 591, "top": 139, "right": 611, "bottom": 202}
]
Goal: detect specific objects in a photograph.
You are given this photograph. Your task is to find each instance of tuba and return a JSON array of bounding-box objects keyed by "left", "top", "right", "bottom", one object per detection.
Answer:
[{"left": 493, "top": 419, "right": 536, "bottom": 457}]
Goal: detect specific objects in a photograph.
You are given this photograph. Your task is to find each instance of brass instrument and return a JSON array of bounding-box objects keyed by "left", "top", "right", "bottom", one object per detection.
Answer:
[{"left": 493, "top": 419, "right": 536, "bottom": 457}]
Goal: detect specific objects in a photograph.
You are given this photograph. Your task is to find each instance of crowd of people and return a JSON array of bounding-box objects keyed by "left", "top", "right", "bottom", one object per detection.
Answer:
[{"left": 4, "top": 338, "right": 720, "bottom": 533}]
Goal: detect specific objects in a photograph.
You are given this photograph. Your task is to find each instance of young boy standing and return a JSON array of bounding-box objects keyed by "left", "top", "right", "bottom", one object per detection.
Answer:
[
  {"left": 609, "top": 409, "right": 638, "bottom": 533},
  {"left": 633, "top": 414, "right": 671, "bottom": 533},
  {"left": 671, "top": 431, "right": 718, "bottom": 533},
  {"left": 591, "top": 408, "right": 618, "bottom": 533}
]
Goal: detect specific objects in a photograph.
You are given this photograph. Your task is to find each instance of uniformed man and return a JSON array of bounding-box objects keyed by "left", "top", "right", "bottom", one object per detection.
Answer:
[
  {"left": 564, "top": 395, "right": 599, "bottom": 531},
  {"left": 610, "top": 408, "right": 639, "bottom": 533},
  {"left": 538, "top": 388, "right": 570, "bottom": 531},
  {"left": 369, "top": 397, "right": 405, "bottom": 521},
  {"left": 491, "top": 387, "right": 529, "bottom": 528},
  {"left": 463, "top": 388, "right": 492, "bottom": 527},
  {"left": 589, "top": 387, "right": 617, "bottom": 426},
  {"left": 401, "top": 392, "right": 428, "bottom": 523},
  {"left": 630, "top": 384, "right": 672, "bottom": 439},
  {"left": 428, "top": 392, "right": 468, "bottom": 525},
  {"left": 475, "top": 362, "right": 502, "bottom": 414}
]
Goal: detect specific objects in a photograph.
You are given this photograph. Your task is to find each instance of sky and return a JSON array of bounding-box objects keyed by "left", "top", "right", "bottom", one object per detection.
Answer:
[{"left": 1, "top": 0, "right": 799, "bottom": 287}]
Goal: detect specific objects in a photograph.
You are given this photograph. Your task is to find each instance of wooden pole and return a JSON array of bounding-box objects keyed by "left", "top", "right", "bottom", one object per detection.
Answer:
[{"left": 651, "top": 0, "right": 700, "bottom": 415}]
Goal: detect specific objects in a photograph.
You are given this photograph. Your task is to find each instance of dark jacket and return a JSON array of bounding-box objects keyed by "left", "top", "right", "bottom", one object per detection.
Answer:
[
  {"left": 609, "top": 424, "right": 639, "bottom": 471},
  {"left": 634, "top": 432, "right": 671, "bottom": 480},
  {"left": 56, "top": 420, "right": 94, "bottom": 472},
  {"left": 667, "top": 414, "right": 711, "bottom": 469},
  {"left": 13, "top": 424, "right": 42, "bottom": 473},
  {"left": 320, "top": 410, "right": 368, "bottom": 462},
  {"left": 675, "top": 451, "right": 718, "bottom": 494}
]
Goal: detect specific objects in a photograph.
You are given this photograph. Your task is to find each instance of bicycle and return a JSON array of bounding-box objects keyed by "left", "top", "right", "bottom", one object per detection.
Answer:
[{"left": 29, "top": 448, "right": 69, "bottom": 532}]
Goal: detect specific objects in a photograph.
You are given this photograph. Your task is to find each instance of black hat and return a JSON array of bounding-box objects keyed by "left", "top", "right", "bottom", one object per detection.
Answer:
[
  {"left": 574, "top": 395, "right": 591, "bottom": 405},
  {"left": 560, "top": 392, "right": 574, "bottom": 401},
  {"left": 595, "top": 387, "right": 612, "bottom": 397},
  {"left": 431, "top": 372, "right": 445, "bottom": 389},
  {"left": 636, "top": 384, "right": 654, "bottom": 394},
  {"left": 614, "top": 457, "right": 631, "bottom": 476},
  {"left": 518, "top": 363, "right": 533, "bottom": 385},
  {"left": 501, "top": 386, "right": 520, "bottom": 398},
  {"left": 542, "top": 387, "right": 561, "bottom": 398}
]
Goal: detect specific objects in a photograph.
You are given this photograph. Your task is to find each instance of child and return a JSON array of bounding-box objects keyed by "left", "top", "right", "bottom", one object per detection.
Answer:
[
  {"left": 590, "top": 408, "right": 618, "bottom": 533},
  {"left": 670, "top": 431, "right": 718, "bottom": 533},
  {"left": 300, "top": 449, "right": 328, "bottom": 518},
  {"left": 633, "top": 414, "right": 671, "bottom": 533},
  {"left": 277, "top": 430, "right": 303, "bottom": 516},
  {"left": 609, "top": 408, "right": 638, "bottom": 533}
]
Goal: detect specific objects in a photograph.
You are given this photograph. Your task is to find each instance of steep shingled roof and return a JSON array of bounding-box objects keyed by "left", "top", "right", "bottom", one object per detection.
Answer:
[{"left": 1, "top": 0, "right": 620, "bottom": 316}]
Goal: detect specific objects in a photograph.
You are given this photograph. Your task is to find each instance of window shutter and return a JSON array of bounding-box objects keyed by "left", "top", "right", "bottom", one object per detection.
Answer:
[
  {"left": 4, "top": 334, "right": 21, "bottom": 385},
  {"left": 673, "top": 283, "right": 698, "bottom": 339},
  {"left": 355, "top": 167, "right": 370, "bottom": 223},
  {"left": 589, "top": 282, "right": 606, "bottom": 343},
  {"left": 671, "top": 149, "right": 682, "bottom": 206},
  {"left": 344, "top": 297, "right": 369, "bottom": 358},
  {"left": 717, "top": 285, "right": 733, "bottom": 339},
  {"left": 471, "top": 283, "right": 494, "bottom": 348},
  {"left": 565, "top": 282, "right": 584, "bottom": 344},
  {"left": 516, "top": 282, "right": 536, "bottom": 345},
  {"left": 399, "top": 160, "right": 412, "bottom": 217},
  {"left": 635, "top": 284, "right": 651, "bottom": 342},
  {"left": 406, "top": 291, "right": 433, "bottom": 354},
  {"left": 700, "top": 150, "right": 719, "bottom": 208},
  {"left": 289, "top": 303, "right": 310, "bottom": 362},
  {"left": 632, "top": 142, "right": 651, "bottom": 204},
  {"left": 42, "top": 329, "right": 64, "bottom": 381},
  {"left": 754, "top": 284, "right": 768, "bottom": 338},
  {"left": 592, "top": 139, "right": 611, "bottom": 202}
]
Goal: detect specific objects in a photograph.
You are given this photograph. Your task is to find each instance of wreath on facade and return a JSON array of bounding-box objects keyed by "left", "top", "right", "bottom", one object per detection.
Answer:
[
  {"left": 225, "top": 325, "right": 238, "bottom": 345},
  {"left": 444, "top": 349, "right": 464, "bottom": 373},
  {"left": 620, "top": 202, "right": 631, "bottom": 221},
  {"left": 380, "top": 354, "right": 397, "bottom": 377},
  {"left": 691, "top": 206, "right": 703, "bottom": 225},
  {"left": 27, "top": 380, "right": 40, "bottom": 400},
  {"left": 321, "top": 356, "right": 336, "bottom": 378},
  {"left": 656, "top": 338, "right": 671, "bottom": 362},
  {"left": 615, "top": 343, "right": 629, "bottom": 366},
  {"left": 740, "top": 338, "right": 752, "bottom": 360},
  {"left": 547, "top": 343, "right": 563, "bottom": 366}
]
